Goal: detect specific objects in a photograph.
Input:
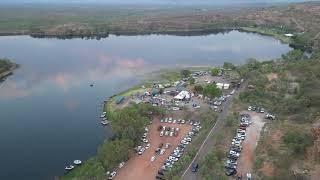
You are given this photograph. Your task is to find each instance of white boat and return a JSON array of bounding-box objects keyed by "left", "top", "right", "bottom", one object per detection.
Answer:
[
  {"left": 100, "top": 114, "right": 106, "bottom": 118},
  {"left": 101, "top": 120, "right": 109, "bottom": 126},
  {"left": 73, "top": 160, "right": 82, "bottom": 165},
  {"left": 65, "top": 165, "right": 74, "bottom": 170}
]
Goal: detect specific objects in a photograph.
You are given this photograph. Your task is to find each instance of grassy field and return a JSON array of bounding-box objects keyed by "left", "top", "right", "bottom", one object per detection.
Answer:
[{"left": 240, "top": 27, "right": 292, "bottom": 44}]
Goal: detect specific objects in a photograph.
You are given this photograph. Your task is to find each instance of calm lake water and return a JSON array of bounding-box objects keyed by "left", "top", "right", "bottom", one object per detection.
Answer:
[{"left": 0, "top": 31, "right": 291, "bottom": 180}]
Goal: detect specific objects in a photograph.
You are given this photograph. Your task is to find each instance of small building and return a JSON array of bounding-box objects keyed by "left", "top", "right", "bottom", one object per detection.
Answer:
[
  {"left": 223, "top": 84, "right": 230, "bottom": 90},
  {"left": 216, "top": 83, "right": 224, "bottom": 89},
  {"left": 174, "top": 91, "right": 191, "bottom": 101},
  {"left": 116, "top": 96, "right": 125, "bottom": 104}
]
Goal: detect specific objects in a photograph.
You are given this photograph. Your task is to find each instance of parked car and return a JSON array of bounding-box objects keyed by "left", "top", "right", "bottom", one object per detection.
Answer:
[
  {"left": 146, "top": 143, "right": 151, "bottom": 149},
  {"left": 191, "top": 163, "right": 199, "bottom": 172},
  {"left": 108, "top": 171, "right": 117, "bottom": 180},
  {"left": 151, "top": 156, "right": 156, "bottom": 162},
  {"left": 165, "top": 131, "right": 169, "bottom": 136},
  {"left": 246, "top": 173, "right": 252, "bottom": 180},
  {"left": 119, "top": 162, "right": 125, "bottom": 168},
  {"left": 160, "top": 131, "right": 164, "bottom": 137},
  {"left": 225, "top": 164, "right": 237, "bottom": 170},
  {"left": 225, "top": 169, "right": 237, "bottom": 176}
]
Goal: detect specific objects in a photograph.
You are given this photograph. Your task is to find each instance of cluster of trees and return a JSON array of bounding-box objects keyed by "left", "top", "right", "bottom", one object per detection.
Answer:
[
  {"left": 193, "top": 84, "right": 222, "bottom": 98},
  {"left": 180, "top": 69, "right": 191, "bottom": 78},
  {"left": 203, "top": 84, "right": 223, "bottom": 98},
  {"left": 282, "top": 130, "right": 314, "bottom": 155},
  {"left": 0, "top": 58, "right": 14, "bottom": 74},
  {"left": 210, "top": 68, "right": 220, "bottom": 76},
  {"left": 64, "top": 104, "right": 164, "bottom": 179},
  {"left": 199, "top": 150, "right": 225, "bottom": 179}
]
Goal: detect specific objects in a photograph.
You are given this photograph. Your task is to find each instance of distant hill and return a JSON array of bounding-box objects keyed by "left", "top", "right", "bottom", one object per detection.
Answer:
[{"left": 0, "top": 0, "right": 310, "bottom": 5}]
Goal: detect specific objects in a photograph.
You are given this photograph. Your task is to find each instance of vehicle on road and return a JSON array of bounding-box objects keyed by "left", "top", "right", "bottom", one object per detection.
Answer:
[
  {"left": 191, "top": 163, "right": 199, "bottom": 172},
  {"left": 246, "top": 173, "right": 252, "bottom": 180}
]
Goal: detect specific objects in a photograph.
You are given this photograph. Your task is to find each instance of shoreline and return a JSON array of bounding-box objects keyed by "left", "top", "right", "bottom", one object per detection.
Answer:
[{"left": 0, "top": 27, "right": 285, "bottom": 41}]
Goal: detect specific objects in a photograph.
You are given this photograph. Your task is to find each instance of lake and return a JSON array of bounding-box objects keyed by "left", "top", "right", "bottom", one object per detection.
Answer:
[{"left": 0, "top": 30, "right": 291, "bottom": 180}]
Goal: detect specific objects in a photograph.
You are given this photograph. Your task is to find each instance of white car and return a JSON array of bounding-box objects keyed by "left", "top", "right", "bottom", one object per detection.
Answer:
[
  {"left": 176, "top": 128, "right": 180, "bottom": 132},
  {"left": 151, "top": 156, "right": 156, "bottom": 162},
  {"left": 108, "top": 171, "right": 117, "bottom": 180},
  {"left": 168, "top": 119, "right": 172, "bottom": 123},
  {"left": 172, "top": 107, "right": 179, "bottom": 111},
  {"left": 119, "top": 162, "right": 125, "bottom": 168},
  {"left": 145, "top": 143, "right": 151, "bottom": 149},
  {"left": 169, "top": 117, "right": 173, "bottom": 121},
  {"left": 248, "top": 106, "right": 252, "bottom": 111},
  {"left": 181, "top": 120, "right": 185, "bottom": 124},
  {"left": 247, "top": 173, "right": 252, "bottom": 180},
  {"left": 142, "top": 139, "right": 148, "bottom": 143},
  {"left": 230, "top": 89, "right": 235, "bottom": 95},
  {"left": 173, "top": 119, "right": 177, "bottom": 123},
  {"left": 165, "top": 131, "right": 169, "bottom": 136},
  {"left": 160, "top": 149, "right": 166, "bottom": 155},
  {"left": 138, "top": 148, "right": 145, "bottom": 155},
  {"left": 194, "top": 105, "right": 200, "bottom": 109},
  {"left": 160, "top": 131, "right": 164, "bottom": 137},
  {"left": 170, "top": 132, "right": 174, "bottom": 136},
  {"left": 142, "top": 133, "right": 147, "bottom": 138},
  {"left": 165, "top": 143, "right": 171, "bottom": 149}
]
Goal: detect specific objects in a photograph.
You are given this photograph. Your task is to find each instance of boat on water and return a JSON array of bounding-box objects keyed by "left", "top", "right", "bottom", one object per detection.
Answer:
[
  {"left": 74, "top": 160, "right": 82, "bottom": 165},
  {"left": 100, "top": 114, "right": 106, "bottom": 118},
  {"left": 101, "top": 120, "right": 109, "bottom": 126},
  {"left": 65, "top": 165, "right": 74, "bottom": 171}
]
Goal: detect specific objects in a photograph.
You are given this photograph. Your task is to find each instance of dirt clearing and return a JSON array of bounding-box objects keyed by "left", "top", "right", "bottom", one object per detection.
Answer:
[
  {"left": 115, "top": 118, "right": 192, "bottom": 180},
  {"left": 267, "top": 73, "right": 278, "bottom": 81},
  {"left": 236, "top": 111, "right": 265, "bottom": 176}
]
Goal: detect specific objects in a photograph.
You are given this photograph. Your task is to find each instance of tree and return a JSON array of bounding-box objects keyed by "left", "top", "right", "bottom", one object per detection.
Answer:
[
  {"left": 210, "top": 68, "right": 220, "bottom": 76},
  {"left": 282, "top": 49, "right": 304, "bottom": 61},
  {"left": 97, "top": 139, "right": 134, "bottom": 171},
  {"left": 189, "top": 77, "right": 195, "bottom": 84},
  {"left": 223, "top": 62, "right": 236, "bottom": 70},
  {"left": 203, "top": 84, "right": 222, "bottom": 98},
  {"left": 181, "top": 69, "right": 191, "bottom": 78},
  {"left": 283, "top": 130, "right": 314, "bottom": 154},
  {"left": 193, "top": 85, "right": 203, "bottom": 94}
]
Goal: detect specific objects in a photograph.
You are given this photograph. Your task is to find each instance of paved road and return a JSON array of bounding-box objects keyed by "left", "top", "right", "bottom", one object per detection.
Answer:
[{"left": 182, "top": 84, "right": 246, "bottom": 180}]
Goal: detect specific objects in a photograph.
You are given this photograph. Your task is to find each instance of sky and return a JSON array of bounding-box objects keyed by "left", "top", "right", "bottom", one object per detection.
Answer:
[{"left": 0, "top": 0, "right": 312, "bottom": 5}]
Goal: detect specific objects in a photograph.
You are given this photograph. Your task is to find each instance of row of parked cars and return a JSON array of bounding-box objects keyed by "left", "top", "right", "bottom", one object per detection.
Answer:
[
  {"left": 106, "top": 161, "right": 125, "bottom": 179},
  {"left": 160, "top": 117, "right": 201, "bottom": 127},
  {"left": 248, "top": 106, "right": 276, "bottom": 120},
  {"left": 136, "top": 127, "right": 150, "bottom": 155},
  {"left": 160, "top": 126, "right": 179, "bottom": 137},
  {"left": 225, "top": 114, "right": 251, "bottom": 177},
  {"left": 248, "top": 106, "right": 265, "bottom": 113},
  {"left": 156, "top": 124, "right": 202, "bottom": 179}
]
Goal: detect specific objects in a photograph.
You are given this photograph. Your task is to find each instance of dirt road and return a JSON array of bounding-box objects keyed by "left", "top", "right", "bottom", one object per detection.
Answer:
[
  {"left": 182, "top": 83, "right": 246, "bottom": 180},
  {"left": 236, "top": 111, "right": 265, "bottom": 177}
]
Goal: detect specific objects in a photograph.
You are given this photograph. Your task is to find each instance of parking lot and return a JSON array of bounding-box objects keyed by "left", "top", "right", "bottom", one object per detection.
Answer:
[
  {"left": 236, "top": 111, "right": 265, "bottom": 178},
  {"left": 115, "top": 117, "right": 193, "bottom": 180}
]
